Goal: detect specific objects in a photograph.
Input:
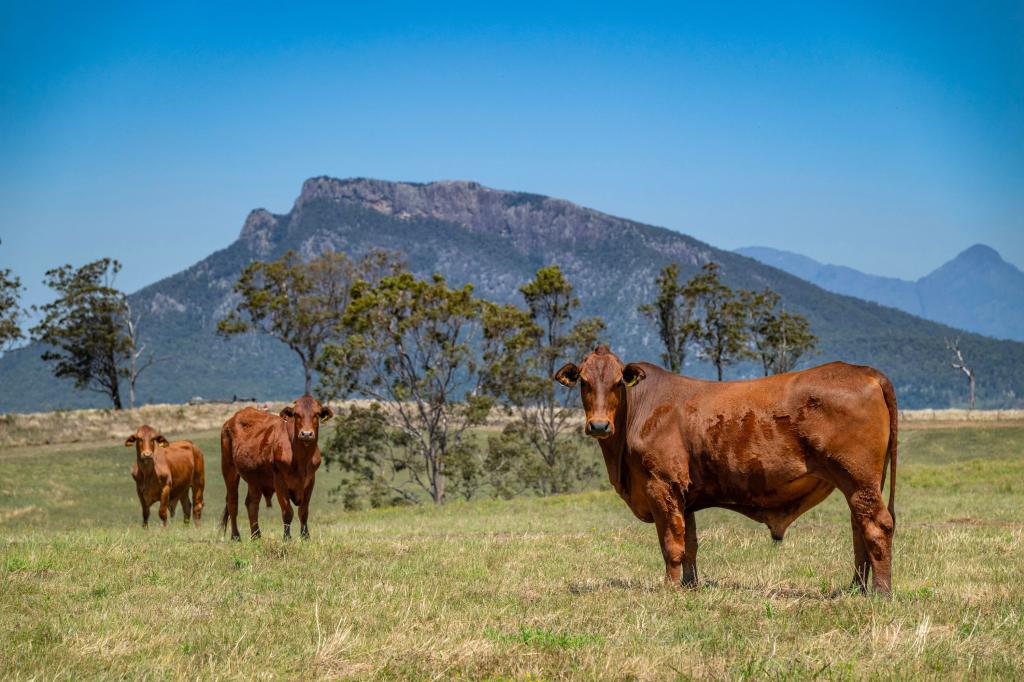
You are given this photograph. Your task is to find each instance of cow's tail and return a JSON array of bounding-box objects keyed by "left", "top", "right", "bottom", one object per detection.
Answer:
[
  {"left": 877, "top": 372, "right": 898, "bottom": 530},
  {"left": 219, "top": 424, "right": 232, "bottom": 538}
]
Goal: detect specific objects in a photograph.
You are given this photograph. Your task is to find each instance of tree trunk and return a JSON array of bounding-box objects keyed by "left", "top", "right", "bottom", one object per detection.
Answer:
[
  {"left": 969, "top": 373, "right": 976, "bottom": 411},
  {"left": 716, "top": 362, "right": 723, "bottom": 381},
  {"left": 111, "top": 381, "right": 123, "bottom": 410},
  {"left": 303, "top": 365, "right": 312, "bottom": 395}
]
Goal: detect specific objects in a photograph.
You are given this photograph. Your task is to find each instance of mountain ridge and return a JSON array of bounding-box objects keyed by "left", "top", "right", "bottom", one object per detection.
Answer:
[
  {"left": 735, "top": 244, "right": 1024, "bottom": 341},
  {"left": 2, "top": 177, "right": 1022, "bottom": 411}
]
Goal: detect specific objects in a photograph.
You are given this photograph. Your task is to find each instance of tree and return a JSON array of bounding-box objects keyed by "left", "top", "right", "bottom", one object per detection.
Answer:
[
  {"left": 0, "top": 266, "right": 24, "bottom": 352},
  {"left": 124, "top": 300, "right": 158, "bottom": 409},
  {"left": 482, "top": 265, "right": 605, "bottom": 496},
  {"left": 946, "top": 337, "right": 976, "bottom": 410},
  {"left": 218, "top": 249, "right": 400, "bottom": 394},
  {"left": 746, "top": 289, "right": 817, "bottom": 375},
  {"left": 319, "top": 271, "right": 493, "bottom": 504},
  {"left": 689, "top": 262, "right": 752, "bottom": 381},
  {"left": 31, "top": 258, "right": 131, "bottom": 409},
  {"left": 638, "top": 263, "right": 700, "bottom": 373}
]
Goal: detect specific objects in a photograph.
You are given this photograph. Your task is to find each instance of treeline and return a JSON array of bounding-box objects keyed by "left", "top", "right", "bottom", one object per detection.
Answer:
[
  {"left": 215, "top": 251, "right": 816, "bottom": 506},
  {"left": 1, "top": 251, "right": 816, "bottom": 505}
]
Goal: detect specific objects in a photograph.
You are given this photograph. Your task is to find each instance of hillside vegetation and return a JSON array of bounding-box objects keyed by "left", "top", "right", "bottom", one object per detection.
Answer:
[
  {"left": 1, "top": 424, "right": 1022, "bottom": 679},
  {"left": 3, "top": 177, "right": 1023, "bottom": 411}
]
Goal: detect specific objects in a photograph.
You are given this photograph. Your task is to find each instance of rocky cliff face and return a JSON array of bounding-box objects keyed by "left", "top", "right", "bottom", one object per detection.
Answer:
[{"left": 2, "top": 177, "right": 1023, "bottom": 411}]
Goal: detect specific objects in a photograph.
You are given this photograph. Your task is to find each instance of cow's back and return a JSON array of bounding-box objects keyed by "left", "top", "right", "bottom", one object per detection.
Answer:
[
  {"left": 222, "top": 407, "right": 283, "bottom": 473},
  {"left": 159, "top": 441, "right": 197, "bottom": 490},
  {"left": 629, "top": 361, "right": 892, "bottom": 507}
]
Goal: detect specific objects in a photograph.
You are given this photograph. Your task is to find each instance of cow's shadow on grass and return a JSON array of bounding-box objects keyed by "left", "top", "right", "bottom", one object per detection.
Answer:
[{"left": 568, "top": 577, "right": 851, "bottom": 600}]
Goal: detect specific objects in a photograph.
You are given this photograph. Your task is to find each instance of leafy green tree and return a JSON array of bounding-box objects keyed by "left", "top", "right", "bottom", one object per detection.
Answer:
[
  {"left": 0, "top": 266, "right": 24, "bottom": 352},
  {"left": 218, "top": 249, "right": 400, "bottom": 394},
  {"left": 319, "top": 271, "right": 493, "bottom": 504},
  {"left": 482, "top": 265, "right": 605, "bottom": 496},
  {"left": 746, "top": 290, "right": 817, "bottom": 375},
  {"left": 689, "top": 262, "right": 752, "bottom": 381},
  {"left": 638, "top": 262, "right": 700, "bottom": 373},
  {"left": 31, "top": 258, "right": 131, "bottom": 409}
]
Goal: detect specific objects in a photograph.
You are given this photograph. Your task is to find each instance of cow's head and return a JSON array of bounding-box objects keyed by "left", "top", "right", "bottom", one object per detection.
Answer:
[
  {"left": 554, "top": 345, "right": 646, "bottom": 439},
  {"left": 124, "top": 424, "right": 169, "bottom": 461},
  {"left": 279, "top": 395, "right": 333, "bottom": 444}
]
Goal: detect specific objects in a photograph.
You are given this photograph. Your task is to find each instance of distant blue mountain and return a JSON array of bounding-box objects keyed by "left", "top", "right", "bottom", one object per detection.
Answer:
[{"left": 735, "top": 244, "right": 1024, "bottom": 341}]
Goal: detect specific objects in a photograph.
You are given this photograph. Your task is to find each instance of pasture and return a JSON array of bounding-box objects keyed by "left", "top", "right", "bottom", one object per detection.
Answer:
[{"left": 1, "top": 423, "right": 1022, "bottom": 679}]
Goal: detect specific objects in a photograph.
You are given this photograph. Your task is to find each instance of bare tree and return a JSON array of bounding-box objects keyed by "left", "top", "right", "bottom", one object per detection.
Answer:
[
  {"left": 946, "top": 337, "right": 976, "bottom": 410},
  {"left": 124, "top": 300, "right": 157, "bottom": 409}
]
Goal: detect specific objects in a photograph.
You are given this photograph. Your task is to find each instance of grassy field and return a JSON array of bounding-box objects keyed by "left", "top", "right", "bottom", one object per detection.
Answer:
[{"left": 1, "top": 425, "right": 1022, "bottom": 679}]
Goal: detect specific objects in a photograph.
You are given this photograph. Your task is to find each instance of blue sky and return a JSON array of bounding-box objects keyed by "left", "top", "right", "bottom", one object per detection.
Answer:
[{"left": 2, "top": 2, "right": 1022, "bottom": 310}]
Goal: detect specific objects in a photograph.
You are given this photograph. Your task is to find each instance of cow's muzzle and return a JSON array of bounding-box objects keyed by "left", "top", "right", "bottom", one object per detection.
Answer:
[
  {"left": 140, "top": 451, "right": 154, "bottom": 459},
  {"left": 298, "top": 430, "right": 316, "bottom": 442},
  {"left": 586, "top": 420, "right": 612, "bottom": 438}
]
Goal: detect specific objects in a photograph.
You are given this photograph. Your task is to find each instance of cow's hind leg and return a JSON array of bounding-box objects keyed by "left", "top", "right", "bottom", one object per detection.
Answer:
[
  {"left": 223, "top": 465, "right": 241, "bottom": 540},
  {"left": 221, "top": 432, "right": 241, "bottom": 541},
  {"left": 850, "top": 517, "right": 870, "bottom": 592},
  {"left": 682, "top": 511, "right": 699, "bottom": 587},
  {"left": 180, "top": 494, "right": 192, "bottom": 525},
  {"left": 192, "top": 472, "right": 204, "bottom": 527},
  {"left": 846, "top": 487, "right": 893, "bottom": 595},
  {"left": 244, "top": 484, "right": 262, "bottom": 539}
]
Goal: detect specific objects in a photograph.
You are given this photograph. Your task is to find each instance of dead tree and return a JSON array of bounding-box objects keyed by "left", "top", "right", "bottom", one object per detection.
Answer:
[
  {"left": 125, "top": 301, "right": 157, "bottom": 409},
  {"left": 945, "top": 337, "right": 976, "bottom": 410}
]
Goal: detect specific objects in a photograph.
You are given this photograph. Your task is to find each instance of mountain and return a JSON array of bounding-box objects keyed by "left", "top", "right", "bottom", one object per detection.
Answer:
[
  {"left": 736, "top": 245, "right": 1024, "bottom": 341},
  {"left": 2, "top": 177, "right": 1023, "bottom": 411}
]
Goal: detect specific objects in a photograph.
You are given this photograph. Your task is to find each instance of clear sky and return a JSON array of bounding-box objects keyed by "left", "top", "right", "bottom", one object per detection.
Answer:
[{"left": 2, "top": 2, "right": 1022, "bottom": 310}]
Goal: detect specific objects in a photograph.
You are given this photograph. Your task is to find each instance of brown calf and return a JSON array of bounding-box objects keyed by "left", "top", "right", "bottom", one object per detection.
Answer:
[
  {"left": 125, "top": 425, "right": 205, "bottom": 528},
  {"left": 220, "top": 395, "right": 333, "bottom": 540},
  {"left": 555, "top": 345, "right": 897, "bottom": 594}
]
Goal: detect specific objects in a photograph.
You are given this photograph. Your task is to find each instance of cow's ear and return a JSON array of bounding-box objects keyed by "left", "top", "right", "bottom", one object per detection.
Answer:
[
  {"left": 318, "top": 405, "right": 334, "bottom": 422},
  {"left": 279, "top": 405, "right": 296, "bottom": 420},
  {"left": 155, "top": 435, "right": 169, "bottom": 447},
  {"left": 554, "top": 363, "right": 580, "bottom": 387},
  {"left": 622, "top": 364, "right": 646, "bottom": 388},
  {"left": 124, "top": 435, "right": 138, "bottom": 447}
]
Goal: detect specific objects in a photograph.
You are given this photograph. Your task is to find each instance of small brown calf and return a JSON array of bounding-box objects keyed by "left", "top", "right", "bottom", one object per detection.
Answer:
[{"left": 125, "top": 425, "right": 205, "bottom": 528}]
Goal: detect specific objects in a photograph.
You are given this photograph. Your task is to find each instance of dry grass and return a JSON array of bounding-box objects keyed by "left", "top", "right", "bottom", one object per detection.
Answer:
[
  {"left": 4, "top": 399, "right": 1021, "bottom": 449},
  {"left": 1, "top": 424, "right": 1022, "bottom": 679}
]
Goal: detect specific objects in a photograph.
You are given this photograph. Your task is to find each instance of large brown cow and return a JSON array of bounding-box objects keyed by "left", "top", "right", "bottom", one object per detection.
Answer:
[
  {"left": 555, "top": 345, "right": 897, "bottom": 594},
  {"left": 220, "top": 395, "right": 333, "bottom": 540},
  {"left": 125, "top": 425, "right": 205, "bottom": 528}
]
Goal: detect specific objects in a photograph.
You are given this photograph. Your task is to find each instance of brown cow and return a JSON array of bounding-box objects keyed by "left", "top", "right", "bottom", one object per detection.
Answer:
[
  {"left": 219, "top": 395, "right": 333, "bottom": 540},
  {"left": 555, "top": 345, "right": 897, "bottom": 594},
  {"left": 125, "top": 425, "right": 205, "bottom": 528}
]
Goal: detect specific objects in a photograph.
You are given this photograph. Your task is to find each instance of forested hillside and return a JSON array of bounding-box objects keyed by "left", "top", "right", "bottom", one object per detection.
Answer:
[{"left": 2, "top": 177, "right": 1022, "bottom": 411}]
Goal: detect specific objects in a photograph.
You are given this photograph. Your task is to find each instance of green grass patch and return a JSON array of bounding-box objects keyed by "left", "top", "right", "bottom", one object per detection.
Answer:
[{"left": 0, "top": 426, "right": 1022, "bottom": 679}]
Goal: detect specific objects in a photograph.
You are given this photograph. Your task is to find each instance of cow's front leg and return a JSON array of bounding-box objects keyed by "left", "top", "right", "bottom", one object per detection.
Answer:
[
  {"left": 682, "top": 510, "right": 699, "bottom": 587},
  {"left": 158, "top": 486, "right": 171, "bottom": 528},
  {"left": 298, "top": 479, "right": 315, "bottom": 540},
  {"left": 651, "top": 489, "right": 686, "bottom": 587},
  {"left": 274, "top": 479, "right": 294, "bottom": 540},
  {"left": 137, "top": 490, "right": 149, "bottom": 528}
]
